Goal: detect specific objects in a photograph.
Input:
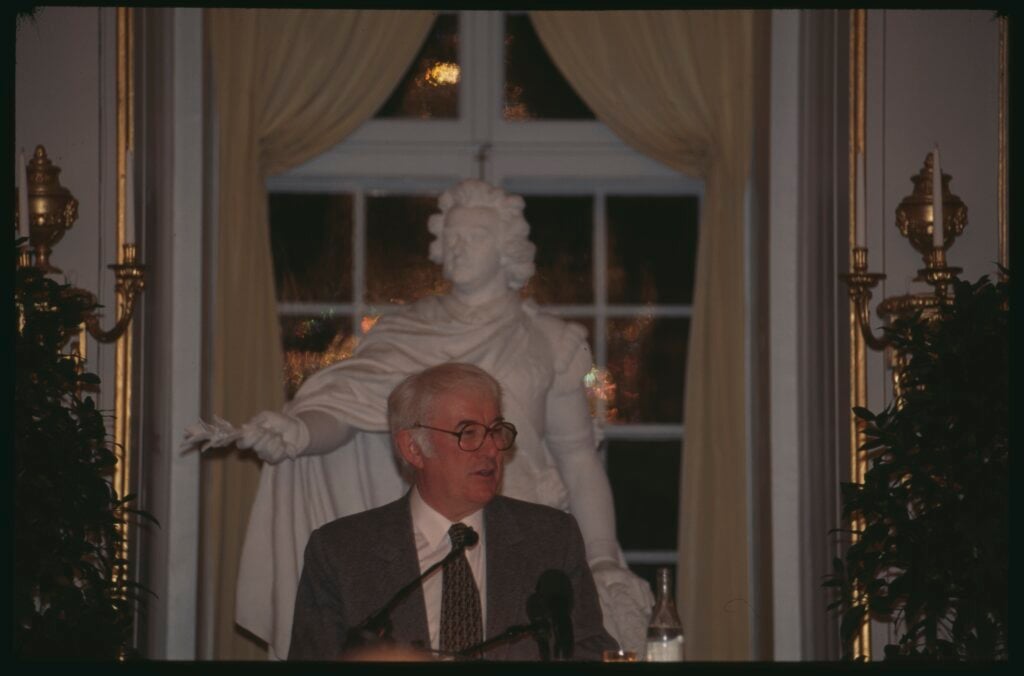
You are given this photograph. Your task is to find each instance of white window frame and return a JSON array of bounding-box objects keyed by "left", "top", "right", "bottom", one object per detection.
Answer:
[{"left": 268, "top": 10, "right": 702, "bottom": 571}]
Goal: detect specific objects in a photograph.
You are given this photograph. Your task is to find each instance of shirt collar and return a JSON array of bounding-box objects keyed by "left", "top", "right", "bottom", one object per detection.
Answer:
[{"left": 410, "top": 486, "right": 484, "bottom": 553}]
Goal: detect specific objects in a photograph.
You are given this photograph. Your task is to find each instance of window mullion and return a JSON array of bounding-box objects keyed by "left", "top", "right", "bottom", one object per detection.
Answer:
[
  {"left": 467, "top": 10, "right": 495, "bottom": 147},
  {"left": 623, "top": 551, "right": 679, "bottom": 565}
]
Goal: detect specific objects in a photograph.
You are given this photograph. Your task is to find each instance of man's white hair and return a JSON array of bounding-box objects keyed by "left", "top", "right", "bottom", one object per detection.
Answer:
[
  {"left": 387, "top": 362, "right": 504, "bottom": 481},
  {"left": 426, "top": 179, "right": 536, "bottom": 290}
]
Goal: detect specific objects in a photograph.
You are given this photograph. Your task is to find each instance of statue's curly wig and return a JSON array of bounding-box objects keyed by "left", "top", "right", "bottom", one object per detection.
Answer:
[{"left": 427, "top": 179, "right": 536, "bottom": 290}]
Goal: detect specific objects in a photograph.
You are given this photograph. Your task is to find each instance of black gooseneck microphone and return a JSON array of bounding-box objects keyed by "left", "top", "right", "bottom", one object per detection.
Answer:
[
  {"left": 527, "top": 592, "right": 552, "bottom": 661},
  {"left": 455, "top": 568, "right": 574, "bottom": 661},
  {"left": 535, "top": 569, "right": 574, "bottom": 659},
  {"left": 343, "top": 526, "right": 479, "bottom": 653}
]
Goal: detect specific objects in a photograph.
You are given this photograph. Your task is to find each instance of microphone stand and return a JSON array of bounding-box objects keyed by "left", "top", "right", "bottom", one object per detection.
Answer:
[
  {"left": 457, "top": 620, "right": 552, "bottom": 661},
  {"left": 344, "top": 539, "right": 472, "bottom": 651}
]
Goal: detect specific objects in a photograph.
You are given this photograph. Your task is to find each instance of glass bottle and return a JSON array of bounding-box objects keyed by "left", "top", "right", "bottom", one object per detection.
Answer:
[{"left": 644, "top": 566, "right": 685, "bottom": 661}]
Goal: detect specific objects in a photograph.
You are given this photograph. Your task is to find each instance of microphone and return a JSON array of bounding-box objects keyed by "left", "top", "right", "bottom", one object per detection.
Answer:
[
  {"left": 454, "top": 589, "right": 552, "bottom": 661},
  {"left": 455, "top": 569, "right": 574, "bottom": 661},
  {"left": 344, "top": 525, "right": 478, "bottom": 653},
  {"left": 526, "top": 592, "right": 551, "bottom": 661},
  {"left": 535, "top": 569, "right": 574, "bottom": 659},
  {"left": 461, "top": 528, "right": 480, "bottom": 548}
]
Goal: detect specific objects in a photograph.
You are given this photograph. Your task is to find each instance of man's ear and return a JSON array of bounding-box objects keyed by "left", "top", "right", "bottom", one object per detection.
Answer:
[{"left": 395, "top": 429, "right": 426, "bottom": 469}]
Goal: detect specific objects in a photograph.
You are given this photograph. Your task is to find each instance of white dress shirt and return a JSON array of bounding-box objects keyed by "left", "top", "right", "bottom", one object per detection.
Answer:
[{"left": 409, "top": 487, "right": 487, "bottom": 652}]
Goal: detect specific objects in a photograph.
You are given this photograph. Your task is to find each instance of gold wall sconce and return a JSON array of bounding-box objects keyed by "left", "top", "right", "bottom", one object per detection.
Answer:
[
  {"left": 841, "top": 152, "right": 968, "bottom": 351},
  {"left": 16, "top": 145, "right": 146, "bottom": 343}
]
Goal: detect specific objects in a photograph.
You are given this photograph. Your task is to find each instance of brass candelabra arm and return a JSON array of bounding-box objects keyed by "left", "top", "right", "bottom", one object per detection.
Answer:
[
  {"left": 82, "top": 246, "right": 146, "bottom": 344},
  {"left": 840, "top": 247, "right": 890, "bottom": 351},
  {"left": 916, "top": 248, "right": 962, "bottom": 301}
]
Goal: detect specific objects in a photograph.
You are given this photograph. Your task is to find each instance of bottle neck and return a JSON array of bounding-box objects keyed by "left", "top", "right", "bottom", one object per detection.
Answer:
[
  {"left": 649, "top": 568, "right": 682, "bottom": 628},
  {"left": 655, "top": 568, "right": 673, "bottom": 602}
]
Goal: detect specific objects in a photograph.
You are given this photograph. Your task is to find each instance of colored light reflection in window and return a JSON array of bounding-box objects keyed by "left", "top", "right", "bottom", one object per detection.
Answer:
[
  {"left": 584, "top": 365, "right": 618, "bottom": 423},
  {"left": 281, "top": 315, "right": 355, "bottom": 399},
  {"left": 376, "top": 13, "right": 459, "bottom": 119},
  {"left": 360, "top": 314, "right": 380, "bottom": 335},
  {"left": 425, "top": 62, "right": 460, "bottom": 86}
]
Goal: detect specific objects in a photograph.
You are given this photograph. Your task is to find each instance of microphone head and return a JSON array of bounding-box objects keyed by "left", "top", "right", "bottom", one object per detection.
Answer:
[
  {"left": 536, "top": 570, "right": 572, "bottom": 609},
  {"left": 535, "top": 570, "right": 573, "bottom": 659},
  {"left": 449, "top": 523, "right": 479, "bottom": 550},
  {"left": 526, "top": 592, "right": 547, "bottom": 623}
]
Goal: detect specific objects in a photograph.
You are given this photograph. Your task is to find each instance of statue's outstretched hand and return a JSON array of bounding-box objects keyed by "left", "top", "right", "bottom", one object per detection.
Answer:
[
  {"left": 591, "top": 560, "right": 656, "bottom": 656},
  {"left": 181, "top": 415, "right": 244, "bottom": 453},
  {"left": 181, "top": 411, "right": 309, "bottom": 464},
  {"left": 235, "top": 411, "right": 309, "bottom": 464}
]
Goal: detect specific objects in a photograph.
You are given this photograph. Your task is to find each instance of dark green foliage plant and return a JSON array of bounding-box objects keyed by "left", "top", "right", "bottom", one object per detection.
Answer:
[
  {"left": 14, "top": 244, "right": 155, "bottom": 659},
  {"left": 825, "top": 271, "right": 1009, "bottom": 661}
]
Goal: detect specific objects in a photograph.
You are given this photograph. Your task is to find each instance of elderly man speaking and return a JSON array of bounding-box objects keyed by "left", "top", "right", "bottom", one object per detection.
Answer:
[{"left": 288, "top": 363, "right": 617, "bottom": 661}]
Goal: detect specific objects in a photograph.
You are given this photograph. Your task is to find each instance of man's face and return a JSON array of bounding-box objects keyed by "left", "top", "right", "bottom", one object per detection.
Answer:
[
  {"left": 441, "top": 206, "right": 504, "bottom": 293},
  {"left": 413, "top": 388, "right": 505, "bottom": 521}
]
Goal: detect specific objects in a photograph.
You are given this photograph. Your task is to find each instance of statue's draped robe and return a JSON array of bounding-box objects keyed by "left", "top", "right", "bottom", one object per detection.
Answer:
[{"left": 235, "top": 292, "right": 593, "bottom": 658}]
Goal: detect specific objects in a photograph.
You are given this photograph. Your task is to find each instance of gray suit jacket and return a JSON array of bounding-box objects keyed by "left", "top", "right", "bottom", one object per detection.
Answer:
[{"left": 288, "top": 493, "right": 618, "bottom": 661}]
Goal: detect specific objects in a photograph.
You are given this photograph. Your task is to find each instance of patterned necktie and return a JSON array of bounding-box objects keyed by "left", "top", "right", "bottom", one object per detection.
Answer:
[{"left": 440, "top": 523, "right": 482, "bottom": 655}]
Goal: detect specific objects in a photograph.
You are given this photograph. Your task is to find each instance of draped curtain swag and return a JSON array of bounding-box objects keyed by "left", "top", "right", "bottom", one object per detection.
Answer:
[
  {"left": 204, "top": 9, "right": 435, "bottom": 659},
  {"left": 531, "top": 10, "right": 754, "bottom": 660}
]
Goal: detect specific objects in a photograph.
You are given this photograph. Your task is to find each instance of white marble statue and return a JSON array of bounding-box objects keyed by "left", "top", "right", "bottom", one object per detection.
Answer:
[{"left": 185, "top": 179, "right": 654, "bottom": 658}]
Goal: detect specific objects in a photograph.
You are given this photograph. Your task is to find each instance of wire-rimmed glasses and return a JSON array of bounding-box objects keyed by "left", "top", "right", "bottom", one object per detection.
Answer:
[{"left": 414, "top": 420, "right": 518, "bottom": 452}]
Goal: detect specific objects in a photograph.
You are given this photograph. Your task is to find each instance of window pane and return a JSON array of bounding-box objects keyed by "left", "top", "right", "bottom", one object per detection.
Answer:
[
  {"left": 504, "top": 14, "right": 595, "bottom": 121},
  {"left": 375, "top": 13, "right": 460, "bottom": 119},
  {"left": 281, "top": 315, "right": 354, "bottom": 399},
  {"left": 606, "top": 196, "right": 699, "bottom": 304},
  {"left": 365, "top": 194, "right": 448, "bottom": 305},
  {"left": 606, "top": 317, "right": 689, "bottom": 423},
  {"left": 607, "top": 439, "right": 681, "bottom": 551},
  {"left": 521, "top": 195, "right": 593, "bottom": 304},
  {"left": 269, "top": 193, "right": 353, "bottom": 303}
]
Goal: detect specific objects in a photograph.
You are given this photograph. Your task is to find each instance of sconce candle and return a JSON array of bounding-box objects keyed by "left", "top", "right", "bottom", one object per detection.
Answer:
[{"left": 932, "top": 146, "right": 943, "bottom": 248}]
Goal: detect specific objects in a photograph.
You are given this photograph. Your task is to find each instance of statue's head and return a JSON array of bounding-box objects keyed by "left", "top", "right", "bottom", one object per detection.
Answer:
[{"left": 427, "top": 179, "right": 536, "bottom": 291}]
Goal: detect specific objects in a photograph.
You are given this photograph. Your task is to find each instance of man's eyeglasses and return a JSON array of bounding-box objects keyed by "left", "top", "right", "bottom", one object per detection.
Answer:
[{"left": 414, "top": 421, "right": 518, "bottom": 452}]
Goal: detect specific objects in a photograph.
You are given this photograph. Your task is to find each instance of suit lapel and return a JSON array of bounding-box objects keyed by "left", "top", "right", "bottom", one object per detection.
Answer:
[
  {"left": 484, "top": 497, "right": 533, "bottom": 658},
  {"left": 366, "top": 492, "right": 430, "bottom": 648}
]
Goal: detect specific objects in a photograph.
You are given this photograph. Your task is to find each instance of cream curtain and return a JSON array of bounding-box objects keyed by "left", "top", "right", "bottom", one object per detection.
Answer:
[
  {"left": 531, "top": 11, "right": 754, "bottom": 660},
  {"left": 203, "top": 9, "right": 435, "bottom": 659}
]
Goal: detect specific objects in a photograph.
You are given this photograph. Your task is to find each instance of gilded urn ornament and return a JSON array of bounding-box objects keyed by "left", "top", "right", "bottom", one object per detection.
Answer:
[
  {"left": 895, "top": 152, "right": 967, "bottom": 263},
  {"left": 25, "top": 145, "right": 79, "bottom": 274}
]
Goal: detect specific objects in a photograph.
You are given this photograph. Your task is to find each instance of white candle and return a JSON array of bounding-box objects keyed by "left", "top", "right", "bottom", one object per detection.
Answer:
[
  {"left": 932, "top": 146, "right": 943, "bottom": 248},
  {"left": 855, "top": 152, "right": 866, "bottom": 248},
  {"left": 18, "top": 149, "right": 29, "bottom": 240}
]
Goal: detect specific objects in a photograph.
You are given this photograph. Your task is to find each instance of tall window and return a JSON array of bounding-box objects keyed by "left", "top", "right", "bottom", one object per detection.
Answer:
[{"left": 267, "top": 11, "right": 702, "bottom": 588}]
